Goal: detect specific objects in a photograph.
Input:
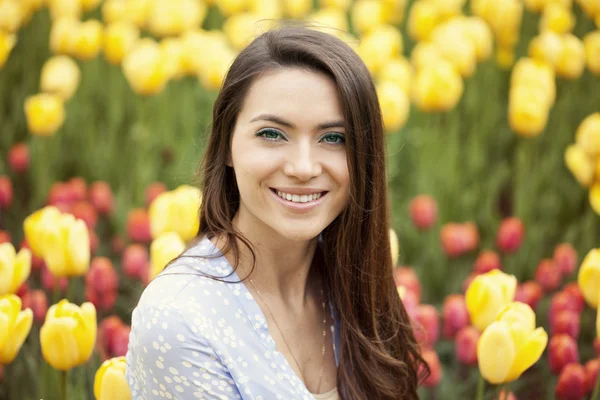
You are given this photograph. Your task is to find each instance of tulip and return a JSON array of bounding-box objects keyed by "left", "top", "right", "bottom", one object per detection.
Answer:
[
  {"left": 89, "top": 181, "right": 114, "bottom": 216},
  {"left": 41, "top": 264, "right": 68, "bottom": 294},
  {"left": 535, "top": 259, "right": 562, "bottom": 292},
  {"left": 562, "top": 283, "right": 586, "bottom": 312},
  {"left": 0, "top": 31, "right": 16, "bottom": 69},
  {"left": 147, "top": 0, "right": 206, "bottom": 37},
  {"left": 376, "top": 81, "right": 409, "bottom": 133},
  {"left": 550, "top": 290, "right": 585, "bottom": 318},
  {"left": 591, "top": 183, "right": 600, "bottom": 215},
  {"left": 442, "top": 294, "right": 469, "bottom": 339},
  {"left": 222, "top": 13, "right": 263, "bottom": 51},
  {"left": 576, "top": 113, "right": 600, "bottom": 157},
  {"left": 98, "top": 316, "right": 126, "bottom": 360},
  {"left": 0, "top": 177, "right": 12, "bottom": 209},
  {"left": 440, "top": 222, "right": 479, "bottom": 258},
  {"left": 21, "top": 289, "right": 48, "bottom": 324},
  {"left": 508, "top": 86, "right": 550, "bottom": 137},
  {"left": 283, "top": 0, "right": 312, "bottom": 18},
  {"left": 351, "top": 0, "right": 384, "bottom": 34},
  {"left": 556, "top": 34, "right": 586, "bottom": 80},
  {"left": 85, "top": 258, "right": 118, "bottom": 312},
  {"left": 550, "top": 310, "right": 580, "bottom": 339},
  {"left": 455, "top": 326, "right": 479, "bottom": 365},
  {"left": 565, "top": 144, "right": 594, "bottom": 187},
  {"left": 148, "top": 185, "right": 202, "bottom": 242},
  {"left": 197, "top": 45, "right": 236, "bottom": 91},
  {"left": 514, "top": 281, "right": 543, "bottom": 310},
  {"left": 584, "top": 359, "right": 599, "bottom": 394},
  {"left": 123, "top": 38, "right": 169, "bottom": 96},
  {"left": 477, "top": 302, "right": 548, "bottom": 384},
  {"left": 413, "top": 304, "right": 439, "bottom": 347},
  {"left": 408, "top": 195, "right": 437, "bottom": 230},
  {"left": 578, "top": 248, "right": 600, "bottom": 308},
  {"left": 49, "top": 0, "right": 82, "bottom": 20},
  {"left": 40, "top": 56, "right": 80, "bottom": 101},
  {"left": 474, "top": 251, "right": 502, "bottom": 274},
  {"left": 549, "top": 334, "right": 579, "bottom": 375},
  {"left": 122, "top": 244, "right": 149, "bottom": 281},
  {"left": 103, "top": 21, "right": 140, "bottom": 65},
  {"left": 306, "top": 8, "right": 350, "bottom": 37},
  {"left": 495, "top": 390, "right": 517, "bottom": 400},
  {"left": 49, "top": 18, "right": 79, "bottom": 55},
  {"left": 111, "top": 235, "right": 125, "bottom": 256},
  {"left": 8, "top": 143, "right": 29, "bottom": 173},
  {"left": 158, "top": 37, "right": 186, "bottom": 81},
  {"left": 358, "top": 24, "right": 403, "bottom": 75},
  {"left": 553, "top": 243, "right": 578, "bottom": 277},
  {"left": 127, "top": 208, "right": 152, "bottom": 243},
  {"left": 381, "top": 0, "right": 406, "bottom": 24},
  {"left": 496, "top": 217, "right": 524, "bottom": 253},
  {"left": 378, "top": 57, "right": 412, "bottom": 93},
  {"left": 412, "top": 60, "right": 464, "bottom": 112},
  {"left": 389, "top": 229, "right": 400, "bottom": 266},
  {"left": 595, "top": 338, "right": 600, "bottom": 356},
  {"left": 466, "top": 270, "right": 517, "bottom": 331},
  {"left": 73, "top": 19, "right": 103, "bottom": 61},
  {"left": 0, "top": 231, "right": 9, "bottom": 245},
  {"left": 585, "top": 31, "right": 600, "bottom": 76},
  {"left": 81, "top": 0, "right": 101, "bottom": 11},
  {"left": 459, "top": 16, "right": 493, "bottom": 62},
  {"left": 407, "top": 1, "right": 442, "bottom": 41},
  {"left": 0, "top": 294, "right": 33, "bottom": 364},
  {"left": 540, "top": 4, "right": 574, "bottom": 34},
  {"left": 511, "top": 58, "right": 555, "bottom": 105},
  {"left": 24, "top": 93, "right": 65, "bottom": 136},
  {"left": 40, "top": 299, "right": 97, "bottom": 370},
  {"left": 393, "top": 267, "right": 421, "bottom": 302},
  {"left": 0, "top": 243, "right": 31, "bottom": 296},
  {"left": 431, "top": 23, "right": 478, "bottom": 78},
  {"left": 94, "top": 356, "right": 131, "bottom": 400},
  {"left": 555, "top": 363, "right": 586, "bottom": 400},
  {"left": 150, "top": 232, "right": 185, "bottom": 279},
  {"left": 0, "top": 0, "right": 22, "bottom": 32},
  {"left": 410, "top": 42, "right": 444, "bottom": 70},
  {"left": 421, "top": 348, "right": 442, "bottom": 387},
  {"left": 398, "top": 285, "right": 418, "bottom": 319},
  {"left": 69, "top": 201, "right": 98, "bottom": 230},
  {"left": 319, "top": 0, "right": 350, "bottom": 10},
  {"left": 248, "top": 0, "right": 282, "bottom": 19}
]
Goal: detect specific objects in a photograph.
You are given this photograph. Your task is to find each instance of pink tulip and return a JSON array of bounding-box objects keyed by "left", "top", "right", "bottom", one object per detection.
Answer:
[
  {"left": 494, "top": 390, "right": 518, "bottom": 400},
  {"left": 111, "top": 324, "right": 131, "bottom": 357},
  {"left": 421, "top": 349, "right": 442, "bottom": 387},
  {"left": 89, "top": 181, "right": 115, "bottom": 215},
  {"left": 549, "top": 335, "right": 579, "bottom": 375},
  {"left": 473, "top": 250, "right": 501, "bottom": 274},
  {"left": 441, "top": 222, "right": 479, "bottom": 257},
  {"left": 68, "top": 177, "right": 87, "bottom": 202},
  {"left": 550, "top": 291, "right": 583, "bottom": 316},
  {"left": 409, "top": 195, "right": 438, "bottom": 230},
  {"left": 455, "top": 326, "right": 479, "bottom": 366},
  {"left": 41, "top": 264, "right": 68, "bottom": 293},
  {"left": 0, "top": 176, "right": 13, "bottom": 209},
  {"left": 122, "top": 244, "right": 150, "bottom": 281},
  {"left": 85, "top": 257, "right": 119, "bottom": 311},
  {"left": 550, "top": 310, "right": 580, "bottom": 339},
  {"left": 21, "top": 289, "right": 48, "bottom": 324},
  {"left": 8, "top": 142, "right": 29, "bottom": 173},
  {"left": 442, "top": 294, "right": 469, "bottom": 339},
  {"left": 514, "top": 281, "right": 544, "bottom": 310},
  {"left": 393, "top": 267, "right": 421, "bottom": 303},
  {"left": 553, "top": 243, "right": 578, "bottom": 277},
  {"left": 98, "top": 316, "right": 125, "bottom": 361},
  {"left": 413, "top": 304, "right": 439, "bottom": 348},
  {"left": 70, "top": 201, "right": 98, "bottom": 229},
  {"left": 127, "top": 208, "right": 152, "bottom": 243},
  {"left": 555, "top": 363, "right": 586, "bottom": 400},
  {"left": 594, "top": 338, "right": 600, "bottom": 356},
  {"left": 111, "top": 235, "right": 125, "bottom": 255},
  {"left": 562, "top": 283, "right": 585, "bottom": 313},
  {"left": 584, "top": 359, "right": 599, "bottom": 395},
  {"left": 145, "top": 182, "right": 167, "bottom": 207},
  {"left": 535, "top": 259, "right": 562, "bottom": 292},
  {"left": 496, "top": 217, "right": 524, "bottom": 253}
]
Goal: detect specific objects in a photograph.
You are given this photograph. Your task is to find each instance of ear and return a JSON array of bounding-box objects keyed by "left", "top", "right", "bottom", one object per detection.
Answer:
[{"left": 226, "top": 154, "right": 233, "bottom": 167}]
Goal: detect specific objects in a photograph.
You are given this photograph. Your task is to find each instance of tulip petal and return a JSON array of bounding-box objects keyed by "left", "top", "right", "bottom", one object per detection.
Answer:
[
  {"left": 10, "top": 248, "right": 32, "bottom": 293},
  {"left": 67, "top": 219, "right": 90, "bottom": 276},
  {"left": 477, "top": 321, "right": 516, "bottom": 384},
  {"left": 99, "top": 365, "right": 131, "bottom": 400},
  {"left": 94, "top": 358, "right": 110, "bottom": 399},
  {"left": 578, "top": 249, "right": 600, "bottom": 308},
  {"left": 0, "top": 243, "right": 16, "bottom": 295},
  {"left": 44, "top": 224, "right": 68, "bottom": 277},
  {"left": 0, "top": 312, "right": 9, "bottom": 349},
  {"left": 0, "top": 309, "right": 33, "bottom": 364},
  {"left": 505, "top": 327, "right": 548, "bottom": 382},
  {"left": 40, "top": 318, "right": 80, "bottom": 370},
  {"left": 77, "top": 302, "right": 97, "bottom": 361}
]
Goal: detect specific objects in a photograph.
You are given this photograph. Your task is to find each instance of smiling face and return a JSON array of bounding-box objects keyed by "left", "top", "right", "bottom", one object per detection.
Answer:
[{"left": 229, "top": 68, "right": 350, "bottom": 242}]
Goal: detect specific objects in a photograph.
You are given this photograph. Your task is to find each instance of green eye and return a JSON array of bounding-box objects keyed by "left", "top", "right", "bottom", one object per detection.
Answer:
[
  {"left": 321, "top": 133, "right": 345, "bottom": 145},
  {"left": 256, "top": 129, "right": 284, "bottom": 141}
]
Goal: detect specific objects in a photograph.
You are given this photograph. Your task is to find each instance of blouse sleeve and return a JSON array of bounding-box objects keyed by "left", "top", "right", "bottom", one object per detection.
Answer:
[{"left": 126, "top": 303, "right": 240, "bottom": 400}]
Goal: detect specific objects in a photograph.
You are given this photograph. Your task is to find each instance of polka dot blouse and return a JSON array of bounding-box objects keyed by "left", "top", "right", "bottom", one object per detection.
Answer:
[{"left": 126, "top": 236, "right": 341, "bottom": 399}]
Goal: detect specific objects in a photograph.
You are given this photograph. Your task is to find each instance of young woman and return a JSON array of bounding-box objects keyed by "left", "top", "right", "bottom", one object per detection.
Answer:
[{"left": 126, "top": 26, "right": 427, "bottom": 400}]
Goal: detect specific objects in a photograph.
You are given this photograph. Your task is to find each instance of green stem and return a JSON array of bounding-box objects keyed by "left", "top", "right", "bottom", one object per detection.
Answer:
[
  {"left": 476, "top": 373, "right": 485, "bottom": 400},
  {"left": 591, "top": 368, "right": 600, "bottom": 400},
  {"left": 61, "top": 369, "right": 68, "bottom": 400}
]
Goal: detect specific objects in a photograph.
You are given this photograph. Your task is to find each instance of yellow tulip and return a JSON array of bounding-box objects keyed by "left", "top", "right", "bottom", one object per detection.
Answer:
[
  {"left": 149, "top": 185, "right": 202, "bottom": 241},
  {"left": 24, "top": 206, "right": 62, "bottom": 258},
  {"left": 319, "top": 0, "right": 351, "bottom": 11},
  {"left": 377, "top": 81, "right": 410, "bottom": 133},
  {"left": 102, "top": 0, "right": 150, "bottom": 27},
  {"left": 577, "top": 0, "right": 600, "bottom": 18},
  {"left": 592, "top": 183, "right": 600, "bottom": 215},
  {"left": 44, "top": 213, "right": 91, "bottom": 277},
  {"left": 351, "top": 0, "right": 385, "bottom": 34},
  {"left": 0, "top": 295, "right": 33, "bottom": 364},
  {"left": 408, "top": 1, "right": 442, "bottom": 41},
  {"left": 102, "top": 0, "right": 128, "bottom": 23},
  {"left": 529, "top": 30, "right": 563, "bottom": 67},
  {"left": 390, "top": 228, "right": 400, "bottom": 266},
  {"left": 477, "top": 302, "right": 548, "bottom": 384},
  {"left": 473, "top": 0, "right": 522, "bottom": 48},
  {"left": 381, "top": 0, "right": 407, "bottom": 24},
  {"left": 21, "top": 0, "right": 45, "bottom": 25},
  {"left": 306, "top": 8, "right": 349, "bottom": 33},
  {"left": 564, "top": 144, "right": 594, "bottom": 187},
  {"left": 597, "top": 298, "right": 600, "bottom": 339},
  {"left": 0, "top": 243, "right": 31, "bottom": 296},
  {"left": 198, "top": 45, "right": 236, "bottom": 91},
  {"left": 215, "top": 0, "right": 247, "bottom": 16},
  {"left": 431, "top": 23, "right": 478, "bottom": 78},
  {"left": 508, "top": 86, "right": 550, "bottom": 137},
  {"left": 73, "top": 19, "right": 103, "bottom": 60},
  {"left": 459, "top": 16, "right": 493, "bottom": 62},
  {"left": 48, "top": 0, "right": 82, "bottom": 20},
  {"left": 411, "top": 41, "right": 445, "bottom": 71},
  {"left": 511, "top": 58, "right": 556, "bottom": 105},
  {"left": 412, "top": 60, "right": 464, "bottom": 112},
  {"left": 147, "top": 0, "right": 207, "bottom": 37},
  {"left": 584, "top": 31, "right": 600, "bottom": 76},
  {"left": 0, "top": 0, "right": 23, "bottom": 33},
  {"left": 283, "top": 0, "right": 313, "bottom": 19},
  {"left": 159, "top": 37, "right": 185, "bottom": 80},
  {"left": 522, "top": 0, "right": 545, "bottom": 12},
  {"left": 249, "top": 0, "right": 283, "bottom": 19},
  {"left": 357, "top": 25, "right": 403, "bottom": 75},
  {"left": 94, "top": 356, "right": 131, "bottom": 400},
  {"left": 150, "top": 232, "right": 186, "bottom": 279},
  {"left": 576, "top": 113, "right": 600, "bottom": 156},
  {"left": 578, "top": 248, "right": 600, "bottom": 308},
  {"left": 0, "top": 31, "right": 16, "bottom": 69},
  {"left": 50, "top": 18, "right": 79, "bottom": 55},
  {"left": 223, "top": 13, "right": 264, "bottom": 51},
  {"left": 540, "top": 4, "right": 575, "bottom": 33},
  {"left": 40, "top": 56, "right": 81, "bottom": 101},
  {"left": 24, "top": 93, "right": 66, "bottom": 137},
  {"left": 466, "top": 269, "right": 517, "bottom": 331},
  {"left": 103, "top": 21, "right": 140, "bottom": 65},
  {"left": 40, "top": 299, "right": 96, "bottom": 370},
  {"left": 378, "top": 57, "right": 412, "bottom": 93},
  {"left": 81, "top": 0, "right": 101, "bottom": 12},
  {"left": 556, "top": 33, "right": 585, "bottom": 79},
  {"left": 596, "top": 13, "right": 600, "bottom": 28},
  {"left": 496, "top": 46, "right": 516, "bottom": 69},
  {"left": 122, "top": 38, "right": 170, "bottom": 96}
]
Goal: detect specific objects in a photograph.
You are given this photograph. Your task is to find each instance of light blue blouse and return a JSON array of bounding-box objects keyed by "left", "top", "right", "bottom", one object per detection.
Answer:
[{"left": 126, "top": 236, "right": 341, "bottom": 400}]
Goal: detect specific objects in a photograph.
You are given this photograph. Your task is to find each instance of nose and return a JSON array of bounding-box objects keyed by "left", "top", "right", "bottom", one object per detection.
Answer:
[{"left": 283, "top": 141, "right": 322, "bottom": 181}]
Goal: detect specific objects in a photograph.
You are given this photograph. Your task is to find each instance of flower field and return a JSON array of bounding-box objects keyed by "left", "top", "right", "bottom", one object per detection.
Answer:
[{"left": 1, "top": 0, "right": 600, "bottom": 399}]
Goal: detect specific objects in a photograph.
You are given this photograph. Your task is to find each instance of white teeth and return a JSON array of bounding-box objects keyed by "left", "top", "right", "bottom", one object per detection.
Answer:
[{"left": 275, "top": 190, "right": 323, "bottom": 203}]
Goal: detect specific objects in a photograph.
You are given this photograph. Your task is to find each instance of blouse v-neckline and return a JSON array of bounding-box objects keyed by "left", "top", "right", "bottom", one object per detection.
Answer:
[{"left": 203, "top": 237, "right": 340, "bottom": 397}]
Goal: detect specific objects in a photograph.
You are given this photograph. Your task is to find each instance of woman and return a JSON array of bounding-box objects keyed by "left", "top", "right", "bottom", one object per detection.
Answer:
[{"left": 126, "top": 26, "right": 427, "bottom": 400}]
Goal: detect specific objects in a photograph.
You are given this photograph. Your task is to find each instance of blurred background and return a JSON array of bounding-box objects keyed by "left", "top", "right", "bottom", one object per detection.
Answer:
[{"left": 1, "top": 0, "right": 600, "bottom": 399}]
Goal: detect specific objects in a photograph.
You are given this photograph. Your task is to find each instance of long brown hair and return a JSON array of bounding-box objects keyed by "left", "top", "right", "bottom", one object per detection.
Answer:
[{"left": 188, "top": 25, "right": 428, "bottom": 399}]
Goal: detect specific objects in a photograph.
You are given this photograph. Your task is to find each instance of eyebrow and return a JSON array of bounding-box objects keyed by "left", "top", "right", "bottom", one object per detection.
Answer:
[{"left": 249, "top": 114, "right": 345, "bottom": 130}]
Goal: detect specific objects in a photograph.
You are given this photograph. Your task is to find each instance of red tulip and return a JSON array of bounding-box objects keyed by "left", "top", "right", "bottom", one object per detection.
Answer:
[
  {"left": 21, "top": 289, "right": 48, "bottom": 324},
  {"left": 514, "top": 281, "right": 544, "bottom": 310},
  {"left": 553, "top": 243, "right": 578, "bottom": 277},
  {"left": 555, "top": 363, "right": 586, "bottom": 400},
  {"left": 85, "top": 257, "right": 119, "bottom": 311},
  {"left": 535, "top": 259, "right": 562, "bottom": 292},
  {"left": 442, "top": 294, "right": 469, "bottom": 339},
  {"left": 562, "top": 283, "right": 585, "bottom": 313},
  {"left": 0, "top": 176, "right": 13, "bottom": 209},
  {"left": 122, "top": 244, "right": 149, "bottom": 280},
  {"left": 89, "top": 181, "right": 115, "bottom": 215},
  {"left": 473, "top": 250, "right": 501, "bottom": 274},
  {"left": 393, "top": 267, "right": 421, "bottom": 303},
  {"left": 70, "top": 201, "right": 98, "bottom": 229},
  {"left": 98, "top": 316, "right": 125, "bottom": 360},
  {"left": 41, "top": 264, "right": 68, "bottom": 293},
  {"left": 20, "top": 240, "right": 44, "bottom": 271},
  {"left": 89, "top": 228, "right": 99, "bottom": 255},
  {"left": 455, "top": 326, "right": 479, "bottom": 366},
  {"left": 496, "top": 217, "right": 524, "bottom": 253},
  {"left": 145, "top": 181, "right": 167, "bottom": 207},
  {"left": 47, "top": 182, "right": 72, "bottom": 206},
  {"left": 584, "top": 359, "right": 599, "bottom": 395},
  {"left": 127, "top": 208, "right": 152, "bottom": 243},
  {"left": 409, "top": 195, "right": 438, "bottom": 230},
  {"left": 441, "top": 222, "right": 479, "bottom": 257},
  {"left": 68, "top": 177, "right": 87, "bottom": 202},
  {"left": 0, "top": 230, "right": 11, "bottom": 244},
  {"left": 8, "top": 142, "right": 29, "bottom": 173},
  {"left": 594, "top": 338, "right": 600, "bottom": 356},
  {"left": 413, "top": 304, "right": 439, "bottom": 348},
  {"left": 421, "top": 349, "right": 442, "bottom": 387},
  {"left": 549, "top": 335, "right": 580, "bottom": 375},
  {"left": 550, "top": 291, "right": 584, "bottom": 318},
  {"left": 111, "top": 324, "right": 131, "bottom": 357},
  {"left": 550, "top": 310, "right": 580, "bottom": 339}
]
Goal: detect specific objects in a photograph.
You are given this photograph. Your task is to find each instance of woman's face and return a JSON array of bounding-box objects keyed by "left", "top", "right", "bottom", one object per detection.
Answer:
[{"left": 229, "top": 68, "right": 350, "bottom": 242}]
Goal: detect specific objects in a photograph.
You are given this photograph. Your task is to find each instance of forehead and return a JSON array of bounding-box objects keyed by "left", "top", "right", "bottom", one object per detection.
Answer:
[{"left": 238, "top": 68, "right": 344, "bottom": 125}]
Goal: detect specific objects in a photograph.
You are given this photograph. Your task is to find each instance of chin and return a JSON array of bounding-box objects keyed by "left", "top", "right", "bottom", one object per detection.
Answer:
[{"left": 271, "top": 223, "right": 323, "bottom": 243}]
